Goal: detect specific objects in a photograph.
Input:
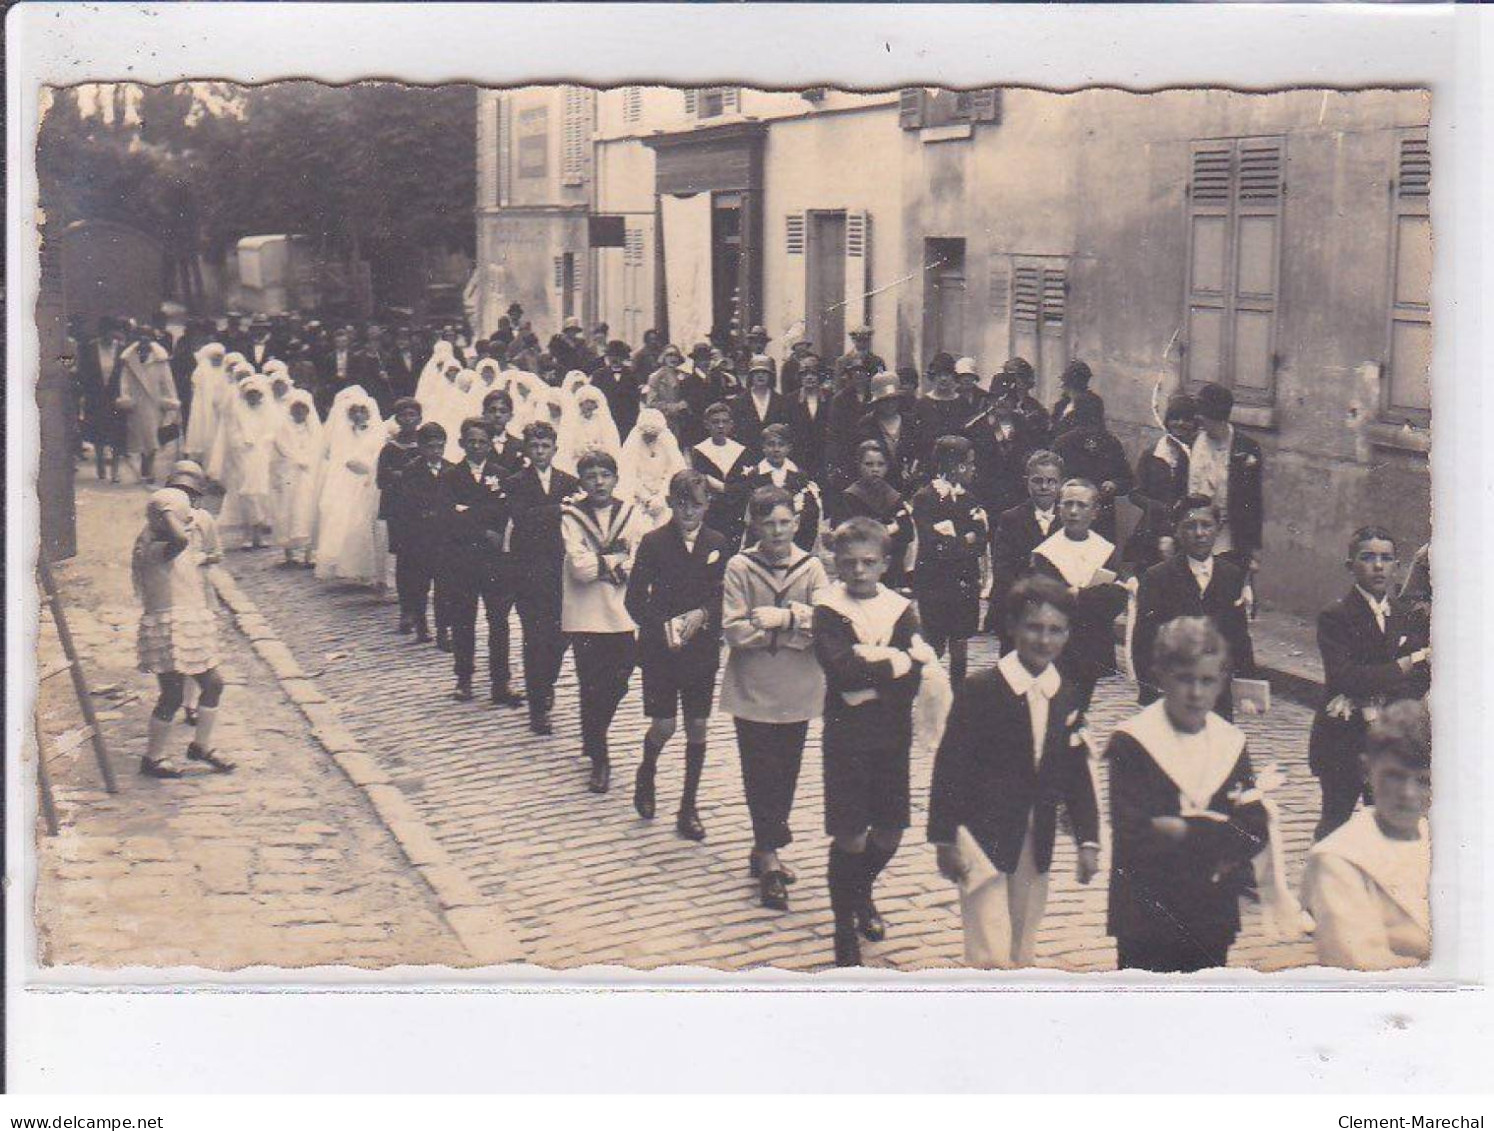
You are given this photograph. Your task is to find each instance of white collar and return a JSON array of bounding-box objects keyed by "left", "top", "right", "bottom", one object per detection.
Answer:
[
  {"left": 930, "top": 477, "right": 966, "bottom": 500},
  {"left": 1188, "top": 555, "right": 1214, "bottom": 578},
  {"left": 1033, "top": 504, "right": 1055, "bottom": 522},
  {"left": 998, "top": 651, "right": 1061, "bottom": 700},
  {"left": 1309, "top": 808, "right": 1430, "bottom": 931},
  {"left": 1117, "top": 701, "right": 1246, "bottom": 812},
  {"left": 694, "top": 437, "right": 745, "bottom": 474},
  {"left": 1355, "top": 585, "right": 1391, "bottom": 617},
  {"left": 1034, "top": 528, "right": 1114, "bottom": 589},
  {"left": 757, "top": 458, "right": 798, "bottom": 477},
  {"left": 816, "top": 582, "right": 910, "bottom": 646}
]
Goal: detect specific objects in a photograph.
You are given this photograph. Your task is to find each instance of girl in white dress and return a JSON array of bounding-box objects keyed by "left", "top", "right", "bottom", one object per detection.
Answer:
[
  {"left": 132, "top": 488, "right": 234, "bottom": 778},
  {"left": 314, "top": 387, "right": 388, "bottom": 586},
  {"left": 218, "top": 375, "right": 278, "bottom": 549},
  {"left": 562, "top": 383, "right": 622, "bottom": 473},
  {"left": 184, "top": 342, "right": 227, "bottom": 463},
  {"left": 205, "top": 352, "right": 252, "bottom": 483},
  {"left": 618, "top": 407, "right": 689, "bottom": 531},
  {"left": 272, "top": 388, "right": 325, "bottom": 567}
]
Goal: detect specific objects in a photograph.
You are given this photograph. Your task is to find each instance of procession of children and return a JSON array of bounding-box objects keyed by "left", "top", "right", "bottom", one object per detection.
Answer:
[{"left": 121, "top": 315, "right": 1432, "bottom": 973}]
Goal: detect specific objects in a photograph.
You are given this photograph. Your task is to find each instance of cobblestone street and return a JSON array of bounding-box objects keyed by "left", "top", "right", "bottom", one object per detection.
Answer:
[
  {"left": 224, "top": 534, "right": 1325, "bottom": 974},
  {"left": 32, "top": 477, "right": 467, "bottom": 969}
]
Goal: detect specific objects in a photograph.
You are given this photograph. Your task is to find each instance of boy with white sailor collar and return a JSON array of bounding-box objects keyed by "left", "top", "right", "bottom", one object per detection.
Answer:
[
  {"left": 689, "top": 400, "right": 754, "bottom": 551},
  {"left": 738, "top": 423, "right": 821, "bottom": 554},
  {"left": 813, "top": 517, "right": 938, "bottom": 967},
  {"left": 929, "top": 576, "right": 1100, "bottom": 968},
  {"left": 1030, "top": 477, "right": 1127, "bottom": 714},
  {"left": 910, "top": 434, "right": 988, "bottom": 686},
  {"left": 562, "top": 449, "right": 650, "bottom": 794},
  {"left": 624, "top": 471, "right": 731, "bottom": 841}
]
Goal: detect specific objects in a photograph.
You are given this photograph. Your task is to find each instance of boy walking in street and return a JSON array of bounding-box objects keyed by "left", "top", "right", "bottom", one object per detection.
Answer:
[{"left": 910, "top": 435, "right": 988, "bottom": 686}]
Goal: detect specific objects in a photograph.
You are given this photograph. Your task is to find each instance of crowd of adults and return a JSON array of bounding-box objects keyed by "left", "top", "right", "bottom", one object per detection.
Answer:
[{"left": 93, "top": 300, "right": 1432, "bottom": 973}]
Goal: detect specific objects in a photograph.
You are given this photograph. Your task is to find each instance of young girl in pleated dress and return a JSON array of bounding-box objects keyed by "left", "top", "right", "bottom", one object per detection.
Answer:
[{"left": 133, "top": 488, "right": 236, "bottom": 778}]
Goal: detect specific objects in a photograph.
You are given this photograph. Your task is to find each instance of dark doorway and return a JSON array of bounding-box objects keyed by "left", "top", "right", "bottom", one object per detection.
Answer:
[
  {"left": 559, "top": 252, "right": 576, "bottom": 320},
  {"left": 711, "top": 193, "right": 744, "bottom": 344},
  {"left": 924, "top": 237, "right": 967, "bottom": 361},
  {"left": 808, "top": 211, "right": 847, "bottom": 359}
]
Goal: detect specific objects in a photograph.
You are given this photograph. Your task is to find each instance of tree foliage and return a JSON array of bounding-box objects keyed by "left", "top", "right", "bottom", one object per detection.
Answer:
[{"left": 37, "top": 81, "right": 476, "bottom": 306}]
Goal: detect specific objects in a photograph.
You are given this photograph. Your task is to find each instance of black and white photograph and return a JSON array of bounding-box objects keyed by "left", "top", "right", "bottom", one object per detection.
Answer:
[{"left": 25, "top": 74, "right": 1437, "bottom": 977}]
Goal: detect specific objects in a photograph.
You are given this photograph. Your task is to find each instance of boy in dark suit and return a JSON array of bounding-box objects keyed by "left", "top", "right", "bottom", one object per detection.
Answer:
[
  {"left": 737, "top": 423, "right": 821, "bottom": 554},
  {"left": 392, "top": 421, "right": 451, "bottom": 643},
  {"left": 376, "top": 397, "right": 424, "bottom": 635},
  {"left": 624, "top": 470, "right": 730, "bottom": 840},
  {"left": 910, "top": 435, "right": 988, "bottom": 685},
  {"left": 1309, "top": 526, "right": 1431, "bottom": 841},
  {"left": 440, "top": 418, "right": 523, "bottom": 707},
  {"left": 928, "top": 576, "right": 1100, "bottom": 968},
  {"left": 1132, "top": 495, "right": 1256, "bottom": 719},
  {"left": 480, "top": 388, "right": 528, "bottom": 475},
  {"left": 505, "top": 421, "right": 581, "bottom": 735},
  {"left": 987, "top": 450, "right": 1065, "bottom": 643},
  {"left": 690, "top": 401, "right": 754, "bottom": 552}
]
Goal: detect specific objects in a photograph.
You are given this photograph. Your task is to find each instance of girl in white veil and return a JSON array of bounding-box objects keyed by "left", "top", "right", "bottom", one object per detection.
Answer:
[
  {"left": 505, "top": 369, "right": 543, "bottom": 438},
  {"left": 271, "top": 387, "right": 325, "bottom": 567},
  {"left": 561, "top": 369, "right": 591, "bottom": 402},
  {"left": 414, "top": 340, "right": 456, "bottom": 406},
  {"left": 184, "top": 342, "right": 227, "bottom": 463},
  {"left": 561, "top": 382, "right": 621, "bottom": 474},
  {"left": 468, "top": 358, "right": 505, "bottom": 416},
  {"left": 219, "top": 375, "right": 278, "bottom": 549},
  {"left": 617, "top": 406, "right": 688, "bottom": 530},
  {"left": 314, "top": 386, "right": 388, "bottom": 586},
  {"left": 535, "top": 384, "right": 574, "bottom": 465},
  {"left": 206, "top": 353, "right": 253, "bottom": 483}
]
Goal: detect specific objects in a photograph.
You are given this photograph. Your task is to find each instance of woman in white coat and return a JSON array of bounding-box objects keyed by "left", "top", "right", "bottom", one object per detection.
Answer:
[
  {"left": 114, "top": 334, "right": 181, "bottom": 483},
  {"left": 314, "top": 386, "right": 388, "bottom": 586},
  {"left": 271, "top": 388, "right": 325, "bottom": 567}
]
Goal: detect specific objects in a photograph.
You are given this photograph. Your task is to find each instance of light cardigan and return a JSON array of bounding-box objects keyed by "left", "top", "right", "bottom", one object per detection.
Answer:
[
  {"left": 560, "top": 498, "right": 648, "bottom": 634},
  {"left": 719, "top": 546, "right": 829, "bottom": 723}
]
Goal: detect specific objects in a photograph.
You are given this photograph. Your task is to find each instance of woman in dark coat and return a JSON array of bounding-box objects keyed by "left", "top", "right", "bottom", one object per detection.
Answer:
[
  {"left": 1124, "top": 393, "right": 1198, "bottom": 571},
  {"left": 1106, "top": 616, "right": 1269, "bottom": 972}
]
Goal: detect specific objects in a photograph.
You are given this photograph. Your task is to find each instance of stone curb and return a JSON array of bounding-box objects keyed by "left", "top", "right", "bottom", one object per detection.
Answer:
[{"left": 207, "top": 567, "right": 524, "bottom": 967}]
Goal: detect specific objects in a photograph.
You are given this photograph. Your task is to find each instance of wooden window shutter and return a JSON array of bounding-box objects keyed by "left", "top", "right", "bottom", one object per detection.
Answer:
[
  {"left": 561, "top": 88, "right": 593, "bottom": 187},
  {"left": 843, "top": 211, "right": 871, "bottom": 330},
  {"left": 623, "top": 86, "right": 642, "bottom": 125},
  {"left": 785, "top": 213, "right": 805, "bottom": 256},
  {"left": 899, "top": 88, "right": 927, "bottom": 130},
  {"left": 1038, "top": 262, "right": 1070, "bottom": 391},
  {"left": 1229, "top": 137, "right": 1284, "bottom": 399},
  {"left": 1010, "top": 261, "right": 1041, "bottom": 379},
  {"left": 554, "top": 256, "right": 565, "bottom": 290},
  {"left": 722, "top": 87, "right": 741, "bottom": 114},
  {"left": 1386, "top": 127, "right": 1431, "bottom": 420},
  {"left": 684, "top": 89, "right": 698, "bottom": 117},
  {"left": 967, "top": 88, "right": 1001, "bottom": 124},
  {"left": 1183, "top": 140, "right": 1235, "bottom": 390}
]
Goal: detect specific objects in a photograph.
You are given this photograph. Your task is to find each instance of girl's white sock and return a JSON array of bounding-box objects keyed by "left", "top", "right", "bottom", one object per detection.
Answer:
[
  {"left": 146, "top": 714, "right": 173, "bottom": 763},
  {"left": 193, "top": 706, "right": 219, "bottom": 753}
]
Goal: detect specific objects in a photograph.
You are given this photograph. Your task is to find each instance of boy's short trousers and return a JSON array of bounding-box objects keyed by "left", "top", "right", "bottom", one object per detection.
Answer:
[
  {"left": 641, "top": 657, "right": 719, "bottom": 720},
  {"left": 822, "top": 732, "right": 911, "bottom": 836},
  {"left": 914, "top": 581, "right": 981, "bottom": 642}
]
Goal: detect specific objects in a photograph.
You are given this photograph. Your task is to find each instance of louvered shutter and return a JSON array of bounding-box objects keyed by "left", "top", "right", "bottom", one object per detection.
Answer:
[
  {"left": 1038, "top": 263, "right": 1069, "bottom": 392},
  {"left": 781, "top": 213, "right": 808, "bottom": 347},
  {"left": 1386, "top": 128, "right": 1431, "bottom": 418},
  {"left": 561, "top": 87, "right": 593, "bottom": 187},
  {"left": 1183, "top": 140, "right": 1235, "bottom": 388},
  {"left": 624, "top": 86, "right": 642, "bottom": 125},
  {"left": 899, "top": 88, "right": 927, "bottom": 130},
  {"left": 722, "top": 87, "right": 741, "bottom": 115},
  {"left": 967, "top": 88, "right": 1001, "bottom": 123},
  {"left": 1010, "top": 262, "right": 1042, "bottom": 375},
  {"left": 1229, "top": 137, "right": 1283, "bottom": 398},
  {"left": 684, "top": 89, "right": 698, "bottom": 118},
  {"left": 495, "top": 96, "right": 510, "bottom": 207},
  {"left": 843, "top": 211, "right": 871, "bottom": 334}
]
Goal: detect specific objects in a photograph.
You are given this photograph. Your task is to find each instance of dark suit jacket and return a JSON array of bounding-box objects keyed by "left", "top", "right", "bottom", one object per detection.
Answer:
[
  {"left": 489, "top": 433, "right": 529, "bottom": 477},
  {"left": 1132, "top": 554, "right": 1255, "bottom": 704},
  {"left": 505, "top": 464, "right": 581, "bottom": 601},
  {"left": 440, "top": 458, "right": 513, "bottom": 579},
  {"left": 730, "top": 389, "right": 794, "bottom": 455},
  {"left": 394, "top": 456, "right": 453, "bottom": 547},
  {"left": 385, "top": 349, "right": 420, "bottom": 400},
  {"left": 787, "top": 396, "right": 830, "bottom": 480},
  {"left": 244, "top": 339, "right": 282, "bottom": 371},
  {"left": 1052, "top": 426, "right": 1134, "bottom": 541},
  {"left": 1051, "top": 388, "right": 1106, "bottom": 439},
  {"left": 1125, "top": 436, "right": 1191, "bottom": 568},
  {"left": 1224, "top": 429, "right": 1265, "bottom": 558},
  {"left": 927, "top": 666, "right": 1098, "bottom": 874},
  {"left": 1031, "top": 544, "right": 1127, "bottom": 685},
  {"left": 1308, "top": 589, "right": 1430, "bottom": 775},
  {"left": 1105, "top": 729, "right": 1266, "bottom": 943},
  {"left": 968, "top": 425, "right": 1033, "bottom": 520},
  {"left": 624, "top": 519, "right": 729, "bottom": 670},
  {"left": 812, "top": 599, "right": 923, "bottom": 756},
  {"left": 990, "top": 502, "right": 1060, "bottom": 624}
]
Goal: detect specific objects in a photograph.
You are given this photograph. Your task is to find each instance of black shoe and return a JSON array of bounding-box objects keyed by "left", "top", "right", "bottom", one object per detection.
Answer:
[
  {"left": 748, "top": 850, "right": 797, "bottom": 885},
  {"left": 396, "top": 616, "right": 414, "bottom": 635},
  {"left": 451, "top": 684, "right": 475, "bottom": 702},
  {"left": 490, "top": 686, "right": 526, "bottom": 708},
  {"left": 857, "top": 900, "right": 887, "bottom": 942},
  {"left": 834, "top": 927, "right": 863, "bottom": 968},
  {"left": 675, "top": 809, "right": 706, "bottom": 841},
  {"left": 139, "top": 756, "right": 184, "bottom": 779},
  {"left": 759, "top": 870, "right": 790, "bottom": 911},
  {"left": 186, "top": 742, "right": 237, "bottom": 773},
  {"left": 435, "top": 628, "right": 452, "bottom": 653},
  {"left": 529, "top": 711, "right": 553, "bottom": 736},
  {"left": 588, "top": 761, "right": 612, "bottom": 794},
  {"left": 633, "top": 761, "right": 657, "bottom": 819}
]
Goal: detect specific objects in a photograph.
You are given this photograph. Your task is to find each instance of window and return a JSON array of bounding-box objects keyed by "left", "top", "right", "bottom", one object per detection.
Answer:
[
  {"left": 1010, "top": 256, "right": 1069, "bottom": 398},
  {"left": 899, "top": 88, "right": 1001, "bottom": 131},
  {"left": 1183, "top": 136, "right": 1285, "bottom": 404},
  {"left": 516, "top": 105, "right": 548, "bottom": 179},
  {"left": 685, "top": 87, "right": 740, "bottom": 120},
  {"left": 924, "top": 238, "right": 967, "bottom": 358},
  {"left": 1384, "top": 128, "right": 1431, "bottom": 423},
  {"left": 561, "top": 87, "right": 593, "bottom": 187}
]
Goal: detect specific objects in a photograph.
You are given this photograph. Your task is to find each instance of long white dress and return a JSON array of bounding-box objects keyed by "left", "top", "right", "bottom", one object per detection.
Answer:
[
  {"left": 184, "top": 343, "right": 227, "bottom": 462},
  {"left": 272, "top": 389, "right": 325, "bottom": 552},
  {"left": 218, "top": 376, "right": 279, "bottom": 541},
  {"left": 560, "top": 383, "right": 621, "bottom": 473},
  {"left": 205, "top": 352, "right": 252, "bottom": 482},
  {"left": 618, "top": 407, "right": 688, "bottom": 530},
  {"left": 314, "top": 388, "right": 388, "bottom": 584}
]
